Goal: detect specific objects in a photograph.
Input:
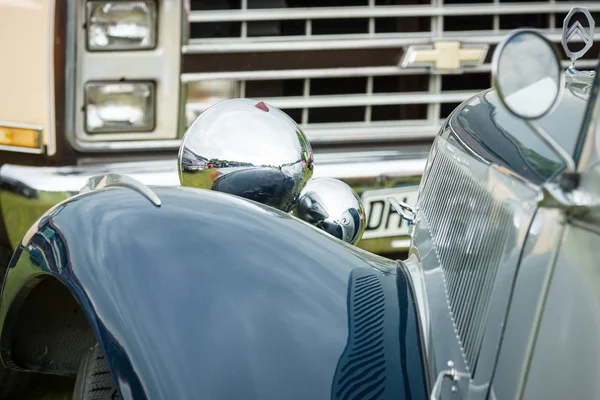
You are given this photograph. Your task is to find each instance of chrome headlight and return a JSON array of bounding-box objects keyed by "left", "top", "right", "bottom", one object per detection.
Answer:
[
  {"left": 178, "top": 99, "right": 314, "bottom": 213},
  {"left": 86, "top": 1, "right": 157, "bottom": 51},
  {"left": 85, "top": 82, "right": 155, "bottom": 133},
  {"left": 294, "top": 178, "right": 366, "bottom": 245}
]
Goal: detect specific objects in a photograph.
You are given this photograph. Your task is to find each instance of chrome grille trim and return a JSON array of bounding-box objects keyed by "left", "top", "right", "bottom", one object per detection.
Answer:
[
  {"left": 285, "top": 123, "right": 437, "bottom": 143},
  {"left": 181, "top": 59, "right": 597, "bottom": 82},
  {"left": 183, "top": 32, "right": 600, "bottom": 53},
  {"left": 182, "top": 60, "right": 596, "bottom": 144},
  {"left": 182, "top": 66, "right": 467, "bottom": 82},
  {"left": 185, "top": 91, "right": 476, "bottom": 143},
  {"left": 184, "top": 2, "right": 600, "bottom": 53},
  {"left": 183, "top": 1, "right": 600, "bottom": 144},
  {"left": 419, "top": 139, "right": 513, "bottom": 371},
  {"left": 187, "top": 91, "right": 477, "bottom": 111},
  {"left": 188, "top": 3, "right": 600, "bottom": 23}
]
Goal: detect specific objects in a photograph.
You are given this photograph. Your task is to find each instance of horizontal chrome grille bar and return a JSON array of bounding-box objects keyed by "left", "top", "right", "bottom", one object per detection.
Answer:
[
  {"left": 298, "top": 123, "right": 438, "bottom": 143},
  {"left": 181, "top": 60, "right": 597, "bottom": 82},
  {"left": 184, "top": 31, "right": 600, "bottom": 54},
  {"left": 187, "top": 91, "right": 478, "bottom": 111},
  {"left": 182, "top": 66, "right": 415, "bottom": 82},
  {"left": 188, "top": 3, "right": 600, "bottom": 23}
]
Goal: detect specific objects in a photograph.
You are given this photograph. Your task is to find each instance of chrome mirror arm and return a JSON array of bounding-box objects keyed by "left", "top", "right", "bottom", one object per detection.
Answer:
[
  {"left": 525, "top": 119, "right": 576, "bottom": 174},
  {"left": 492, "top": 24, "right": 585, "bottom": 190},
  {"left": 526, "top": 120, "right": 581, "bottom": 192}
]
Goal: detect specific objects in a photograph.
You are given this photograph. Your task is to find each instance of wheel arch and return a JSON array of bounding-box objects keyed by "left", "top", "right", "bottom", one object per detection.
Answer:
[{"left": 0, "top": 273, "right": 95, "bottom": 375}]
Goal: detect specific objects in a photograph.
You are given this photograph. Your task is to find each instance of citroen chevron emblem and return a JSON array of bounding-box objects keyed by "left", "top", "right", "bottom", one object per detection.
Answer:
[
  {"left": 401, "top": 41, "right": 488, "bottom": 74},
  {"left": 562, "top": 7, "right": 595, "bottom": 65}
]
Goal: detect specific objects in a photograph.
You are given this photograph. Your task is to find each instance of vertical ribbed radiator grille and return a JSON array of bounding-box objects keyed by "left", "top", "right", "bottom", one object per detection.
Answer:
[{"left": 419, "top": 140, "right": 512, "bottom": 372}]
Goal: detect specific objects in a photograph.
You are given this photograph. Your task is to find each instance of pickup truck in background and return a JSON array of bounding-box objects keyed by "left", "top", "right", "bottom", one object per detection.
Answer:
[{"left": 0, "top": 0, "right": 598, "bottom": 262}]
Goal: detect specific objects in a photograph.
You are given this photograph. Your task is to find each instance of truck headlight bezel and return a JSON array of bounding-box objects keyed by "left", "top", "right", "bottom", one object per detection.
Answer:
[
  {"left": 84, "top": 81, "right": 156, "bottom": 134},
  {"left": 86, "top": 1, "right": 158, "bottom": 52}
]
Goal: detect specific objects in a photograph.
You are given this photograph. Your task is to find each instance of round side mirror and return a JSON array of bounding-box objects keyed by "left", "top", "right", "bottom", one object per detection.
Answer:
[
  {"left": 294, "top": 178, "right": 366, "bottom": 245},
  {"left": 492, "top": 29, "right": 564, "bottom": 120},
  {"left": 178, "top": 99, "right": 314, "bottom": 212}
]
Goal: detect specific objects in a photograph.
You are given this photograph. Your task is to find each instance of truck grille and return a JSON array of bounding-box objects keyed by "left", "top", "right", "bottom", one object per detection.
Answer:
[
  {"left": 418, "top": 137, "right": 513, "bottom": 372},
  {"left": 182, "top": 1, "right": 600, "bottom": 144}
]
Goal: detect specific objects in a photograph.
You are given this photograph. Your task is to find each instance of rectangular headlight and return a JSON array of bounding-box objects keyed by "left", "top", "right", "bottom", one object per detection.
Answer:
[
  {"left": 85, "top": 82, "right": 155, "bottom": 133},
  {"left": 86, "top": 1, "right": 157, "bottom": 51}
]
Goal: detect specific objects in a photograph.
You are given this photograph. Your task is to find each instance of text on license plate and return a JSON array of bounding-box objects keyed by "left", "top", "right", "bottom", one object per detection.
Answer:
[{"left": 361, "top": 187, "right": 419, "bottom": 240}]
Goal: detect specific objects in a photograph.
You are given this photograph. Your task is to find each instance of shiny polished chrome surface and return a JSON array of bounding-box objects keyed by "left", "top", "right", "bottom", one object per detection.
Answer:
[
  {"left": 492, "top": 29, "right": 578, "bottom": 175},
  {"left": 578, "top": 53, "right": 600, "bottom": 174},
  {"left": 182, "top": 2, "right": 600, "bottom": 146},
  {"left": 178, "top": 99, "right": 314, "bottom": 212},
  {"left": 0, "top": 161, "right": 178, "bottom": 251},
  {"left": 562, "top": 7, "right": 595, "bottom": 65},
  {"left": 79, "top": 173, "right": 161, "bottom": 207},
  {"left": 184, "top": 3, "right": 600, "bottom": 53},
  {"left": 294, "top": 178, "right": 365, "bottom": 245},
  {"left": 409, "top": 136, "right": 539, "bottom": 397},
  {"left": 387, "top": 198, "right": 416, "bottom": 225},
  {"left": 0, "top": 149, "right": 425, "bottom": 252},
  {"left": 493, "top": 30, "right": 563, "bottom": 121},
  {"left": 572, "top": 50, "right": 600, "bottom": 229},
  {"left": 566, "top": 67, "right": 595, "bottom": 101}
]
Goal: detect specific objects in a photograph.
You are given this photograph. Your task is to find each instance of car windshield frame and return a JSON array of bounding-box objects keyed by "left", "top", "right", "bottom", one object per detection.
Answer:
[{"left": 573, "top": 59, "right": 600, "bottom": 168}]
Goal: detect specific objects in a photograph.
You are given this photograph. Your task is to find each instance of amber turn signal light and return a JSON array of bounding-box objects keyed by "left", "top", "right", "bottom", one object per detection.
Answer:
[{"left": 0, "top": 125, "right": 42, "bottom": 149}]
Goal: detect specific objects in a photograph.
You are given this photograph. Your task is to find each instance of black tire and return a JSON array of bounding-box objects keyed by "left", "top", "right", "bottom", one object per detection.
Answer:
[{"left": 73, "top": 344, "right": 119, "bottom": 400}]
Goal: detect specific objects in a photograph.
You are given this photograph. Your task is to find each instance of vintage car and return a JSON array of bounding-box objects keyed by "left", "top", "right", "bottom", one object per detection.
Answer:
[{"left": 0, "top": 4, "right": 598, "bottom": 399}]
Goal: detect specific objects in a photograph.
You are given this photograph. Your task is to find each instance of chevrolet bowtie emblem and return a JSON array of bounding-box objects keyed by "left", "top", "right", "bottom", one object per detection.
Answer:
[{"left": 400, "top": 41, "right": 488, "bottom": 73}]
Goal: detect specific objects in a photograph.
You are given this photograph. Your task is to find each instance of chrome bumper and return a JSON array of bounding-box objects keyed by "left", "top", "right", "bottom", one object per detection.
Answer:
[{"left": 0, "top": 151, "right": 427, "bottom": 253}]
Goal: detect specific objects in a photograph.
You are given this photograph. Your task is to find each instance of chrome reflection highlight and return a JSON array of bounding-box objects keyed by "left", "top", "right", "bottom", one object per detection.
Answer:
[
  {"left": 178, "top": 99, "right": 314, "bottom": 212},
  {"left": 492, "top": 29, "right": 577, "bottom": 174},
  {"left": 80, "top": 173, "right": 161, "bottom": 207},
  {"left": 562, "top": 7, "right": 595, "bottom": 65},
  {"left": 387, "top": 197, "right": 416, "bottom": 225},
  {"left": 294, "top": 178, "right": 366, "bottom": 245}
]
